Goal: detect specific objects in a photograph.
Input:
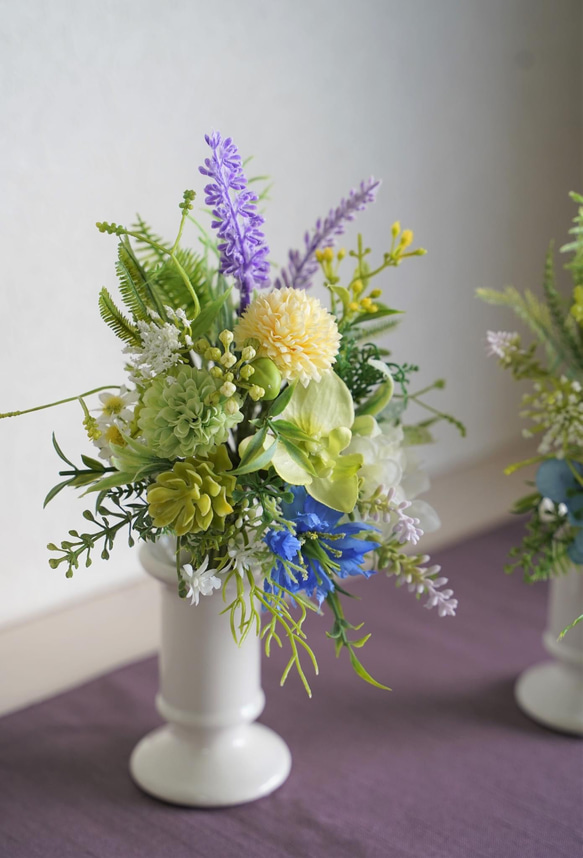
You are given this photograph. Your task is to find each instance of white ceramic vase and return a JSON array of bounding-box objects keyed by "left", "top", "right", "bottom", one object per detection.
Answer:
[
  {"left": 130, "top": 540, "right": 292, "bottom": 806},
  {"left": 515, "top": 568, "right": 583, "bottom": 735}
]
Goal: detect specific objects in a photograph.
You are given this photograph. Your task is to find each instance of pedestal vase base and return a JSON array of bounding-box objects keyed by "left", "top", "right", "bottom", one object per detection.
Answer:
[
  {"left": 515, "top": 660, "right": 583, "bottom": 736},
  {"left": 130, "top": 722, "right": 292, "bottom": 807}
]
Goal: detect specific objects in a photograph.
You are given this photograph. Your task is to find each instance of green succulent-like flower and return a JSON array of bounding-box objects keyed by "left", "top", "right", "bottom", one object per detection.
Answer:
[
  {"left": 138, "top": 366, "right": 242, "bottom": 459},
  {"left": 147, "top": 445, "right": 237, "bottom": 535}
]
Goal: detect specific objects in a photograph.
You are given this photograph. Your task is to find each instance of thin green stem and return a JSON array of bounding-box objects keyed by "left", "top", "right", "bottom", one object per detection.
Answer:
[
  {"left": 0, "top": 385, "right": 121, "bottom": 419},
  {"left": 123, "top": 229, "right": 201, "bottom": 319}
]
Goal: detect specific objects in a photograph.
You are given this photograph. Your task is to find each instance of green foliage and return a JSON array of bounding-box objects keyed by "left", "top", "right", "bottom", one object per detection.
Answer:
[
  {"left": 222, "top": 566, "right": 319, "bottom": 696},
  {"left": 48, "top": 484, "right": 161, "bottom": 578},
  {"left": 147, "top": 249, "right": 211, "bottom": 315},
  {"left": 505, "top": 498, "right": 574, "bottom": 582},
  {"left": 541, "top": 245, "right": 583, "bottom": 371},
  {"left": 116, "top": 238, "right": 164, "bottom": 321},
  {"left": 561, "top": 191, "right": 583, "bottom": 287},
  {"left": 98, "top": 287, "right": 141, "bottom": 346},
  {"left": 44, "top": 434, "right": 112, "bottom": 508},
  {"left": 476, "top": 285, "right": 567, "bottom": 368},
  {"left": 402, "top": 420, "right": 436, "bottom": 445},
  {"left": 325, "top": 589, "right": 390, "bottom": 690},
  {"left": 334, "top": 338, "right": 386, "bottom": 405}
]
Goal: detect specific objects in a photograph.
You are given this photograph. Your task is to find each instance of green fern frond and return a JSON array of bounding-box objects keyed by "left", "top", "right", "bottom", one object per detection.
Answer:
[
  {"left": 131, "top": 216, "right": 168, "bottom": 265},
  {"left": 115, "top": 241, "right": 150, "bottom": 321},
  {"left": 116, "top": 238, "right": 167, "bottom": 321},
  {"left": 477, "top": 285, "right": 565, "bottom": 366},
  {"left": 541, "top": 244, "right": 583, "bottom": 371},
  {"left": 149, "top": 248, "right": 212, "bottom": 315},
  {"left": 98, "top": 287, "right": 141, "bottom": 345},
  {"left": 560, "top": 191, "right": 583, "bottom": 287},
  {"left": 355, "top": 319, "right": 400, "bottom": 341}
]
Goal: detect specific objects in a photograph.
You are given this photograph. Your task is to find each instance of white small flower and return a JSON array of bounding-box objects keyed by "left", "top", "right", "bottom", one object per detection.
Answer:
[
  {"left": 124, "top": 320, "right": 184, "bottom": 382},
  {"left": 183, "top": 557, "right": 222, "bottom": 606},
  {"left": 485, "top": 330, "right": 519, "bottom": 359},
  {"left": 225, "top": 529, "right": 267, "bottom": 577},
  {"left": 97, "top": 385, "right": 138, "bottom": 422}
]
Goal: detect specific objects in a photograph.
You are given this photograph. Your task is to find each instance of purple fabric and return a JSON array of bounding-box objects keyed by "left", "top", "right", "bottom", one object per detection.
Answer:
[{"left": 0, "top": 521, "right": 581, "bottom": 858}]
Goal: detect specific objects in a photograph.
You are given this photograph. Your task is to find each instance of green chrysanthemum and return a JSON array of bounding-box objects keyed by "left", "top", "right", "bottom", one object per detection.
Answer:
[
  {"left": 147, "top": 445, "right": 237, "bottom": 535},
  {"left": 138, "top": 366, "right": 242, "bottom": 459}
]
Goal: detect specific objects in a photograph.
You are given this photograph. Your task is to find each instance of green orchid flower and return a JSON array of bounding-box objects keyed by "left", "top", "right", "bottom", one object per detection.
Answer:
[{"left": 270, "top": 371, "right": 363, "bottom": 513}]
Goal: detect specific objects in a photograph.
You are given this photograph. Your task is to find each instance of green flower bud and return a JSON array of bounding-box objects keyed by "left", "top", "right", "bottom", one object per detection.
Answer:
[
  {"left": 248, "top": 358, "right": 282, "bottom": 400},
  {"left": 219, "top": 329, "right": 234, "bottom": 347}
]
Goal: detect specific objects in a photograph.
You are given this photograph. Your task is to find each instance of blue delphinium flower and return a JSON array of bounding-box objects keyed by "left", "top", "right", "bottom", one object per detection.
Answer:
[
  {"left": 199, "top": 132, "right": 270, "bottom": 311},
  {"left": 264, "top": 487, "right": 378, "bottom": 604},
  {"left": 536, "top": 458, "right": 583, "bottom": 563}
]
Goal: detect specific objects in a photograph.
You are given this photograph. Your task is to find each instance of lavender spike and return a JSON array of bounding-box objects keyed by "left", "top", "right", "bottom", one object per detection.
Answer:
[
  {"left": 273, "top": 177, "right": 381, "bottom": 291},
  {"left": 199, "top": 132, "right": 270, "bottom": 311}
]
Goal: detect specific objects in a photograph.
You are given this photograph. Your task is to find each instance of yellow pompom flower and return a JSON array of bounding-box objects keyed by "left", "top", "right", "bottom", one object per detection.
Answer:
[{"left": 234, "top": 287, "right": 341, "bottom": 387}]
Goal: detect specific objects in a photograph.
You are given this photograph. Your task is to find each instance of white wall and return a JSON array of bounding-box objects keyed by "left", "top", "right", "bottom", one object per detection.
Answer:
[{"left": 0, "top": 0, "right": 581, "bottom": 627}]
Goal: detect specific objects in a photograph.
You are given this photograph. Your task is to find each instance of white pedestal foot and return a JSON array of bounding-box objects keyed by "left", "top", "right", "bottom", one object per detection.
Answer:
[
  {"left": 130, "top": 722, "right": 291, "bottom": 807},
  {"left": 515, "top": 662, "right": 583, "bottom": 736}
]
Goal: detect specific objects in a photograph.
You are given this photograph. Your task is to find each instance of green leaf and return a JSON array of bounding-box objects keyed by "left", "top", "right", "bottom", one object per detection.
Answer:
[
  {"left": 402, "top": 424, "right": 435, "bottom": 445},
  {"left": 349, "top": 304, "right": 402, "bottom": 328},
  {"left": 271, "top": 419, "right": 314, "bottom": 444},
  {"left": 81, "top": 455, "right": 106, "bottom": 471},
  {"left": 269, "top": 382, "right": 296, "bottom": 418},
  {"left": 503, "top": 454, "right": 546, "bottom": 476},
  {"left": 70, "top": 471, "right": 106, "bottom": 488},
  {"left": 52, "top": 433, "right": 75, "bottom": 468},
  {"left": 351, "top": 634, "right": 372, "bottom": 649},
  {"left": 348, "top": 650, "right": 391, "bottom": 690},
  {"left": 278, "top": 437, "right": 318, "bottom": 477},
  {"left": 189, "top": 287, "right": 233, "bottom": 340},
  {"left": 355, "top": 377, "right": 394, "bottom": 417},
  {"left": 558, "top": 613, "right": 583, "bottom": 640},
  {"left": 84, "top": 470, "right": 137, "bottom": 494},
  {"left": 330, "top": 285, "right": 351, "bottom": 313},
  {"left": 43, "top": 478, "right": 74, "bottom": 508},
  {"left": 235, "top": 424, "right": 268, "bottom": 468},
  {"left": 232, "top": 437, "right": 277, "bottom": 475}
]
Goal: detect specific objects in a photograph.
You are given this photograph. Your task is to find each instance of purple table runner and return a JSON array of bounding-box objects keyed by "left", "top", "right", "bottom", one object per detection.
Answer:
[{"left": 0, "top": 521, "right": 581, "bottom": 857}]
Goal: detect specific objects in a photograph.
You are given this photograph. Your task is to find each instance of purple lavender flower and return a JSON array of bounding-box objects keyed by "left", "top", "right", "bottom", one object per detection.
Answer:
[
  {"left": 199, "top": 132, "right": 270, "bottom": 311},
  {"left": 273, "top": 177, "right": 381, "bottom": 291}
]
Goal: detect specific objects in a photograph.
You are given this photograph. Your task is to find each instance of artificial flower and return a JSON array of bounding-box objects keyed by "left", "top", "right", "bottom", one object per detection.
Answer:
[
  {"left": 269, "top": 371, "right": 363, "bottom": 513},
  {"left": 234, "top": 287, "right": 341, "bottom": 386},
  {"left": 138, "top": 366, "right": 242, "bottom": 459},
  {"left": 183, "top": 557, "right": 222, "bottom": 606},
  {"left": 199, "top": 132, "right": 270, "bottom": 310},
  {"left": 147, "top": 446, "right": 236, "bottom": 535},
  {"left": 264, "top": 487, "right": 378, "bottom": 604}
]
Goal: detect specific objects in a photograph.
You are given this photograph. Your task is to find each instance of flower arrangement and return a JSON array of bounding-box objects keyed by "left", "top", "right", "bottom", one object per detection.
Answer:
[
  {"left": 1, "top": 132, "right": 462, "bottom": 694},
  {"left": 479, "top": 192, "right": 583, "bottom": 636}
]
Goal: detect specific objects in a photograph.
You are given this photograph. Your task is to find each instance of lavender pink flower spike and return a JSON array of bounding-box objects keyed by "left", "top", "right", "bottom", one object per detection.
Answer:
[
  {"left": 199, "top": 132, "right": 270, "bottom": 311},
  {"left": 273, "top": 177, "right": 381, "bottom": 291}
]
